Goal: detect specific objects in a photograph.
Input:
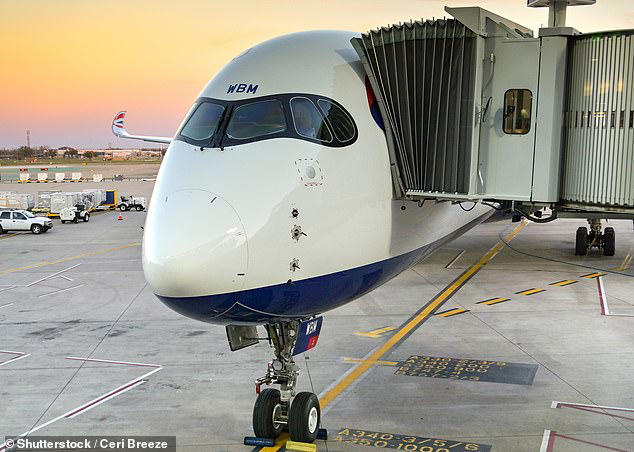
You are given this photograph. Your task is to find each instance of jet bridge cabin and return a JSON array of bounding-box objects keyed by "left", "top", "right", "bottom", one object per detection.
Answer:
[{"left": 352, "top": 0, "right": 634, "bottom": 255}]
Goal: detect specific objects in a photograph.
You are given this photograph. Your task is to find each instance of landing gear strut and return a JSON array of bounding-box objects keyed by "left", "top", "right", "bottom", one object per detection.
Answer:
[
  {"left": 575, "top": 219, "right": 615, "bottom": 256},
  {"left": 253, "top": 321, "right": 321, "bottom": 443}
]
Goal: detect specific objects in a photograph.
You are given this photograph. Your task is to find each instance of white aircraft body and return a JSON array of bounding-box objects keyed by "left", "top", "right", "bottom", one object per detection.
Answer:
[{"left": 113, "top": 30, "right": 492, "bottom": 443}]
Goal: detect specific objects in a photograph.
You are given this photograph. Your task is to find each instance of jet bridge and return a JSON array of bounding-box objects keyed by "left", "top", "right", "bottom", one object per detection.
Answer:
[{"left": 352, "top": 0, "right": 634, "bottom": 228}]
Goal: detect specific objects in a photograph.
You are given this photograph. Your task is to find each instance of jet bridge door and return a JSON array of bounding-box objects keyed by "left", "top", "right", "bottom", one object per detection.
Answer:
[{"left": 478, "top": 38, "right": 541, "bottom": 201}]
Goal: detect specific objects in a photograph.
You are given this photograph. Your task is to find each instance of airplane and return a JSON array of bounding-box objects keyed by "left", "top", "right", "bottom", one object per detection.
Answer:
[{"left": 112, "top": 29, "right": 494, "bottom": 444}]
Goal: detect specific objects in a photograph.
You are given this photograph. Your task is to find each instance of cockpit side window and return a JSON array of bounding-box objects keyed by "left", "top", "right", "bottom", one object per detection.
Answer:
[
  {"left": 290, "top": 97, "right": 333, "bottom": 143},
  {"left": 317, "top": 99, "right": 356, "bottom": 143},
  {"left": 226, "top": 99, "right": 286, "bottom": 140},
  {"left": 179, "top": 102, "right": 225, "bottom": 142}
]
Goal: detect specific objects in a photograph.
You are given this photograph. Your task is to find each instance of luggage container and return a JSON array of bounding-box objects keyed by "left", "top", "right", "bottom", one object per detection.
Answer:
[{"left": 50, "top": 193, "right": 80, "bottom": 214}]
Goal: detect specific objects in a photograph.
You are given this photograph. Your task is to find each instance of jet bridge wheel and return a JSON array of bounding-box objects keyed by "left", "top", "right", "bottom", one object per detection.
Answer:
[
  {"left": 603, "top": 227, "right": 615, "bottom": 256},
  {"left": 575, "top": 227, "right": 588, "bottom": 256},
  {"left": 288, "top": 392, "right": 321, "bottom": 443},
  {"left": 253, "top": 388, "right": 284, "bottom": 439}
]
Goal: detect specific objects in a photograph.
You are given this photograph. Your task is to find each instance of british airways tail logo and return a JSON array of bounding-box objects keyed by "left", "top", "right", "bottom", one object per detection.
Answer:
[{"left": 227, "top": 83, "right": 259, "bottom": 94}]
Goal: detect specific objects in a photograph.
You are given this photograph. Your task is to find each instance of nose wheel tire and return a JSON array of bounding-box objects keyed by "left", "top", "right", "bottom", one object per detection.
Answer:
[
  {"left": 288, "top": 392, "right": 320, "bottom": 443},
  {"left": 575, "top": 227, "right": 588, "bottom": 256},
  {"left": 253, "top": 388, "right": 284, "bottom": 439},
  {"left": 603, "top": 227, "right": 615, "bottom": 256}
]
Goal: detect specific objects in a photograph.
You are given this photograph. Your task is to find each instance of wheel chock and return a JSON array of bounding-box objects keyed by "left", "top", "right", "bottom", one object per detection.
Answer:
[
  {"left": 317, "top": 428, "right": 328, "bottom": 440},
  {"left": 243, "top": 436, "right": 275, "bottom": 447},
  {"left": 285, "top": 441, "right": 317, "bottom": 452}
]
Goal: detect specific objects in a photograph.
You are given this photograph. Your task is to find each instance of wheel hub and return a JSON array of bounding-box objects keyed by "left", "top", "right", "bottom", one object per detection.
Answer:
[
  {"left": 272, "top": 403, "right": 284, "bottom": 429},
  {"left": 308, "top": 406, "right": 318, "bottom": 433}
]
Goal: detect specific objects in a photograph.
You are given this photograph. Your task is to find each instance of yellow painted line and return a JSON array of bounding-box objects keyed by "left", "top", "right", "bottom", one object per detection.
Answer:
[
  {"left": 613, "top": 253, "right": 632, "bottom": 271},
  {"left": 0, "top": 242, "right": 141, "bottom": 277},
  {"left": 0, "top": 233, "right": 19, "bottom": 240},
  {"left": 318, "top": 220, "right": 528, "bottom": 410},
  {"left": 260, "top": 432, "right": 289, "bottom": 452},
  {"left": 342, "top": 357, "right": 398, "bottom": 367},
  {"left": 477, "top": 297, "right": 511, "bottom": 305},
  {"left": 515, "top": 288, "right": 545, "bottom": 296},
  {"left": 549, "top": 280, "right": 578, "bottom": 287},
  {"left": 435, "top": 308, "right": 469, "bottom": 317},
  {"left": 354, "top": 326, "right": 397, "bottom": 338},
  {"left": 582, "top": 272, "right": 606, "bottom": 279}
]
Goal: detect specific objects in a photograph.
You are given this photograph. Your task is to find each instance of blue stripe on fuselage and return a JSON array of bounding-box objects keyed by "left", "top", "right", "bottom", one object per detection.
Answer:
[{"left": 156, "top": 211, "right": 492, "bottom": 325}]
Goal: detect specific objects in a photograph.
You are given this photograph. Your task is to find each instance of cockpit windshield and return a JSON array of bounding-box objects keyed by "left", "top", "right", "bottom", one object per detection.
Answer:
[
  {"left": 176, "top": 94, "right": 357, "bottom": 148},
  {"left": 179, "top": 102, "right": 225, "bottom": 141},
  {"left": 226, "top": 99, "right": 286, "bottom": 140}
]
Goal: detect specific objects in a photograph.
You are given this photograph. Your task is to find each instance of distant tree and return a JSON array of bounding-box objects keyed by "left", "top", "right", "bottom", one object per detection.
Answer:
[
  {"left": 64, "top": 149, "right": 78, "bottom": 158},
  {"left": 17, "top": 146, "right": 33, "bottom": 159},
  {"left": 83, "top": 151, "right": 95, "bottom": 159}
]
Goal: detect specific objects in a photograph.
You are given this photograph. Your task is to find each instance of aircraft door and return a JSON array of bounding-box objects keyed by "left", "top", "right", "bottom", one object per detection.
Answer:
[{"left": 478, "top": 38, "right": 540, "bottom": 201}]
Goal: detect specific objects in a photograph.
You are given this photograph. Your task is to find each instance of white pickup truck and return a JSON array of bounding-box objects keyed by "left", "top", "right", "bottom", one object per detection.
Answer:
[{"left": 0, "top": 209, "right": 53, "bottom": 234}]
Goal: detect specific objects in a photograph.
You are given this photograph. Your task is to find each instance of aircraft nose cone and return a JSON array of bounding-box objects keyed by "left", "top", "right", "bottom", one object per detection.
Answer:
[{"left": 143, "top": 189, "right": 247, "bottom": 297}]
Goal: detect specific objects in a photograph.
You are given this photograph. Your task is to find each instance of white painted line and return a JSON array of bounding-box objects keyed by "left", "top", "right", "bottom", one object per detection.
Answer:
[
  {"left": 59, "top": 275, "right": 73, "bottom": 282},
  {"left": 0, "top": 302, "right": 13, "bottom": 310},
  {"left": 0, "top": 285, "right": 17, "bottom": 294},
  {"left": 38, "top": 284, "right": 84, "bottom": 298},
  {"left": 0, "top": 350, "right": 30, "bottom": 368},
  {"left": 66, "top": 356, "right": 161, "bottom": 368},
  {"left": 539, "top": 430, "right": 552, "bottom": 452},
  {"left": 596, "top": 277, "right": 634, "bottom": 317},
  {"left": 552, "top": 400, "right": 634, "bottom": 413},
  {"left": 26, "top": 263, "right": 81, "bottom": 287},
  {"left": 0, "top": 357, "right": 162, "bottom": 452},
  {"left": 597, "top": 276, "right": 610, "bottom": 315},
  {"left": 445, "top": 249, "right": 466, "bottom": 269},
  {"left": 66, "top": 368, "right": 161, "bottom": 418}
]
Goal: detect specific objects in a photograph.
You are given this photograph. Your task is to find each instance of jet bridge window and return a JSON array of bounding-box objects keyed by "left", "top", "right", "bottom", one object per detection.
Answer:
[
  {"left": 290, "top": 97, "right": 333, "bottom": 143},
  {"left": 503, "top": 89, "right": 532, "bottom": 135},
  {"left": 179, "top": 102, "right": 225, "bottom": 141},
  {"left": 226, "top": 99, "right": 287, "bottom": 140}
]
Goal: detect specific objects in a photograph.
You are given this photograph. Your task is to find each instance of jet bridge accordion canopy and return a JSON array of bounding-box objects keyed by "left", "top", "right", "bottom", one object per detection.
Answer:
[
  {"left": 562, "top": 30, "right": 634, "bottom": 209},
  {"left": 351, "top": 19, "right": 477, "bottom": 198}
]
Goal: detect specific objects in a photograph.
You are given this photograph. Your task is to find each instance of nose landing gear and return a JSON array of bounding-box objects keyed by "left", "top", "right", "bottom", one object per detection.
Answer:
[
  {"left": 575, "top": 219, "right": 615, "bottom": 256},
  {"left": 253, "top": 321, "right": 321, "bottom": 443}
]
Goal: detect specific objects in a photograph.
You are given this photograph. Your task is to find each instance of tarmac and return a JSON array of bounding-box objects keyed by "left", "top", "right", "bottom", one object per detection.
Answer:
[{"left": 1, "top": 180, "right": 633, "bottom": 452}]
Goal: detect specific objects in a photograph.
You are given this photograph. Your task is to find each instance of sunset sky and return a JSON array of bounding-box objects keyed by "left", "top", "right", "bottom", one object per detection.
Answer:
[{"left": 1, "top": 0, "right": 632, "bottom": 149}]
